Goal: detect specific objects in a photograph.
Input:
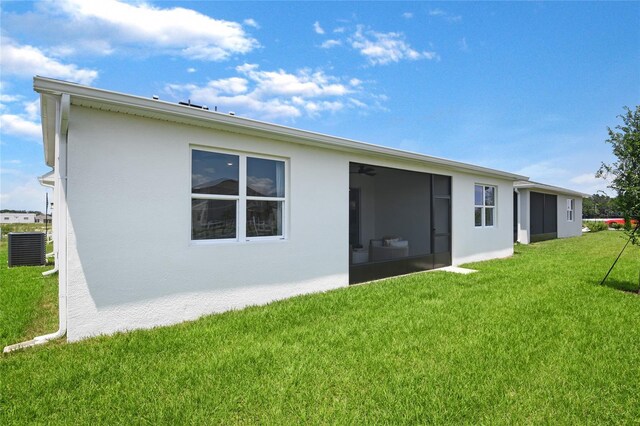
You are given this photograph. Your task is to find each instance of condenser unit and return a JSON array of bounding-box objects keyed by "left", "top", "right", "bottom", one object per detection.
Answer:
[{"left": 7, "top": 232, "right": 46, "bottom": 267}]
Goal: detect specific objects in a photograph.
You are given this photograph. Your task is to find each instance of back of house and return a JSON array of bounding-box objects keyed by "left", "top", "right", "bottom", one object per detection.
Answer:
[{"left": 33, "top": 77, "right": 581, "bottom": 342}]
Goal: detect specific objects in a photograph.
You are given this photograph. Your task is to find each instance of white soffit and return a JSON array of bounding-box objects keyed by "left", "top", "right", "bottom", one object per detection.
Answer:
[{"left": 34, "top": 76, "right": 527, "bottom": 181}]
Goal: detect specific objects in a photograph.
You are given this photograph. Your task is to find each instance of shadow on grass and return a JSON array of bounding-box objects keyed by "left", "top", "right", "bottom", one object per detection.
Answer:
[{"left": 601, "top": 278, "right": 640, "bottom": 295}]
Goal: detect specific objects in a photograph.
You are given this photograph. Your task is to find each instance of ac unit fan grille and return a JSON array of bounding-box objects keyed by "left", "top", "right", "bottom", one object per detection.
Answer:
[{"left": 8, "top": 232, "right": 46, "bottom": 267}]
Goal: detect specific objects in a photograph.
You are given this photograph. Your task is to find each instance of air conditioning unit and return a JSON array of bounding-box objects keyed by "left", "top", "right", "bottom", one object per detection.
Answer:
[{"left": 8, "top": 232, "right": 46, "bottom": 267}]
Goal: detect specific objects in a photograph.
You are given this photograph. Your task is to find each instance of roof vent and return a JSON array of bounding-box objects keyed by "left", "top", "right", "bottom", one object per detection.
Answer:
[
  {"left": 229, "top": 111, "right": 235, "bottom": 116},
  {"left": 179, "top": 99, "right": 209, "bottom": 110},
  {"left": 152, "top": 95, "right": 159, "bottom": 100}
]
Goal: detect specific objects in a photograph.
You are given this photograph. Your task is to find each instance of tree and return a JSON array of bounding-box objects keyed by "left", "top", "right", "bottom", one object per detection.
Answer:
[
  {"left": 582, "top": 193, "right": 620, "bottom": 218},
  {"left": 597, "top": 106, "right": 640, "bottom": 293},
  {"left": 597, "top": 106, "right": 640, "bottom": 242}
]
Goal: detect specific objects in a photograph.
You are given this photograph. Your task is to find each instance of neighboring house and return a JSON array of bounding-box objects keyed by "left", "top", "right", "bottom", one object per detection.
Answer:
[
  {"left": 0, "top": 213, "right": 36, "bottom": 224},
  {"left": 513, "top": 181, "right": 588, "bottom": 244},
  {"left": 31, "top": 77, "right": 580, "bottom": 343},
  {"left": 35, "top": 213, "right": 52, "bottom": 224}
]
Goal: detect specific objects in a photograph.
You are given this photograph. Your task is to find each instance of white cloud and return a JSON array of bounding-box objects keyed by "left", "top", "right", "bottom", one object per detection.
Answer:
[
  {"left": 333, "top": 27, "right": 345, "bottom": 34},
  {"left": 187, "top": 67, "right": 197, "bottom": 73},
  {"left": 165, "top": 64, "right": 380, "bottom": 121},
  {"left": 0, "top": 113, "right": 41, "bottom": 140},
  {"left": 350, "top": 26, "right": 439, "bottom": 65},
  {"left": 24, "top": 99, "right": 40, "bottom": 121},
  {"left": 570, "top": 173, "right": 600, "bottom": 185},
  {"left": 459, "top": 37, "right": 469, "bottom": 52},
  {"left": 0, "top": 174, "right": 51, "bottom": 211},
  {"left": 208, "top": 77, "right": 249, "bottom": 95},
  {"left": 0, "top": 37, "right": 98, "bottom": 84},
  {"left": 402, "top": 12, "right": 413, "bottom": 19},
  {"left": 515, "top": 160, "right": 611, "bottom": 195},
  {"left": 570, "top": 173, "right": 611, "bottom": 195},
  {"left": 0, "top": 94, "right": 21, "bottom": 102},
  {"left": 237, "top": 65, "right": 351, "bottom": 97},
  {"left": 313, "top": 21, "right": 325, "bottom": 35},
  {"left": 320, "top": 39, "right": 342, "bottom": 49},
  {"left": 517, "top": 161, "right": 568, "bottom": 182},
  {"left": 429, "top": 8, "right": 462, "bottom": 23},
  {"left": 243, "top": 18, "right": 259, "bottom": 29},
  {"left": 53, "top": 0, "right": 259, "bottom": 61}
]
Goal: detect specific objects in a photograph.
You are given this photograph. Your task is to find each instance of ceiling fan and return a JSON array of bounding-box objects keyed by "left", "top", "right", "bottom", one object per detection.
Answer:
[{"left": 350, "top": 164, "right": 376, "bottom": 176}]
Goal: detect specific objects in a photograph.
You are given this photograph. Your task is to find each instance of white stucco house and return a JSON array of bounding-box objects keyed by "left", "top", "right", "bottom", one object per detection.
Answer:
[
  {"left": 1, "top": 213, "right": 37, "bottom": 224},
  {"left": 513, "top": 181, "right": 588, "bottom": 244},
  {"left": 16, "top": 77, "right": 584, "bottom": 346}
]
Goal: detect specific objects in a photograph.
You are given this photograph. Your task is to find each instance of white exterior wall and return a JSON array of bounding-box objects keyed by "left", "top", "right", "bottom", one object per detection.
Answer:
[
  {"left": 63, "top": 106, "right": 515, "bottom": 341},
  {"left": 557, "top": 194, "right": 583, "bottom": 238},
  {"left": 451, "top": 174, "right": 514, "bottom": 265},
  {"left": 517, "top": 189, "right": 531, "bottom": 244},
  {"left": 65, "top": 106, "right": 348, "bottom": 341}
]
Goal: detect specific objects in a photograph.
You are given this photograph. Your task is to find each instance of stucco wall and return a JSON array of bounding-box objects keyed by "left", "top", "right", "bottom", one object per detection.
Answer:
[
  {"left": 64, "top": 105, "right": 516, "bottom": 341},
  {"left": 557, "top": 194, "right": 583, "bottom": 238},
  {"left": 450, "top": 174, "right": 514, "bottom": 265},
  {"left": 516, "top": 189, "right": 531, "bottom": 244},
  {"left": 65, "top": 106, "right": 349, "bottom": 340}
]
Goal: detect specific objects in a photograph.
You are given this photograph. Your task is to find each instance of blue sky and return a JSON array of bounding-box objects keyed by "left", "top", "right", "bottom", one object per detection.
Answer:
[{"left": 1, "top": 1, "right": 638, "bottom": 211}]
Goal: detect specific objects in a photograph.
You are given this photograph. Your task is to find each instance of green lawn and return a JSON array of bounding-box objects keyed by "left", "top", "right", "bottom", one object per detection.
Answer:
[
  {"left": 1, "top": 232, "right": 639, "bottom": 424},
  {"left": 0, "top": 239, "right": 58, "bottom": 350}
]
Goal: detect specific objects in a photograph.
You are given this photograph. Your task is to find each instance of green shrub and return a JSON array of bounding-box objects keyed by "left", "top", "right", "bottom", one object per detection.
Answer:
[
  {"left": 583, "top": 221, "right": 608, "bottom": 232},
  {"left": 610, "top": 222, "right": 623, "bottom": 230}
]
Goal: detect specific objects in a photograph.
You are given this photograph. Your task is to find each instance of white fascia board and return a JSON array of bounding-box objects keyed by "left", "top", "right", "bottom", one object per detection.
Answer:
[
  {"left": 34, "top": 76, "right": 527, "bottom": 181},
  {"left": 514, "top": 180, "right": 589, "bottom": 198},
  {"left": 40, "top": 93, "right": 57, "bottom": 167}
]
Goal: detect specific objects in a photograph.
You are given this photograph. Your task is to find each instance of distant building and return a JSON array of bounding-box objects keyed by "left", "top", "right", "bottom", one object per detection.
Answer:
[
  {"left": 0, "top": 213, "right": 37, "bottom": 224},
  {"left": 35, "top": 213, "right": 52, "bottom": 224}
]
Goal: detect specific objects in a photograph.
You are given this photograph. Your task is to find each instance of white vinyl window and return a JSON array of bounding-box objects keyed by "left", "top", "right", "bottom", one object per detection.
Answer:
[
  {"left": 474, "top": 184, "right": 496, "bottom": 227},
  {"left": 566, "top": 199, "right": 575, "bottom": 222},
  {"left": 191, "top": 148, "right": 286, "bottom": 242}
]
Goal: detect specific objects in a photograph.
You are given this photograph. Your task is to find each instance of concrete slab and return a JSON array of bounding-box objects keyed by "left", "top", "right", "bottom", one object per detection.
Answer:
[{"left": 429, "top": 266, "right": 478, "bottom": 274}]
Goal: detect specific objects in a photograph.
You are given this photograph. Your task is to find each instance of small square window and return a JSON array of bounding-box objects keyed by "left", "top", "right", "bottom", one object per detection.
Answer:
[
  {"left": 247, "top": 158, "right": 285, "bottom": 197},
  {"left": 191, "top": 199, "right": 237, "bottom": 240},
  {"left": 192, "top": 150, "right": 239, "bottom": 195},
  {"left": 247, "top": 200, "right": 283, "bottom": 237}
]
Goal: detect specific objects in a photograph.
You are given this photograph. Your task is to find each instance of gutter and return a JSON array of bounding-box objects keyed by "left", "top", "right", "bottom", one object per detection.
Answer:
[
  {"left": 33, "top": 76, "right": 528, "bottom": 182},
  {"left": 3, "top": 94, "right": 70, "bottom": 353}
]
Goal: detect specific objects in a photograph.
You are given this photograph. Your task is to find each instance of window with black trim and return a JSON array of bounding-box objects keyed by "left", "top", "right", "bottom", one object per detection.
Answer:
[
  {"left": 474, "top": 184, "right": 496, "bottom": 227},
  {"left": 191, "top": 148, "right": 286, "bottom": 241}
]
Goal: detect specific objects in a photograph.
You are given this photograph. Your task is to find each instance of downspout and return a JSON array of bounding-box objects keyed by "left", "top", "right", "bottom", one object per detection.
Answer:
[
  {"left": 4, "top": 94, "right": 70, "bottom": 353},
  {"left": 39, "top": 179, "right": 57, "bottom": 273}
]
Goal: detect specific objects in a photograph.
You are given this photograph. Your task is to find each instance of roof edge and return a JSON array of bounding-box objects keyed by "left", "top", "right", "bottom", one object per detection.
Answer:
[
  {"left": 34, "top": 76, "right": 528, "bottom": 181},
  {"left": 514, "top": 180, "right": 590, "bottom": 198}
]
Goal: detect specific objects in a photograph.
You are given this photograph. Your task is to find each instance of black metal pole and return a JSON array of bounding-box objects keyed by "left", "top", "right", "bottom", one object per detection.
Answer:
[
  {"left": 45, "top": 192, "right": 49, "bottom": 238},
  {"left": 600, "top": 222, "right": 639, "bottom": 286}
]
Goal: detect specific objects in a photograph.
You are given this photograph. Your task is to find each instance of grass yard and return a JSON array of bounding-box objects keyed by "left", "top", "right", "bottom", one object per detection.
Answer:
[
  {"left": 1, "top": 231, "right": 639, "bottom": 424},
  {"left": 0, "top": 239, "right": 58, "bottom": 350}
]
